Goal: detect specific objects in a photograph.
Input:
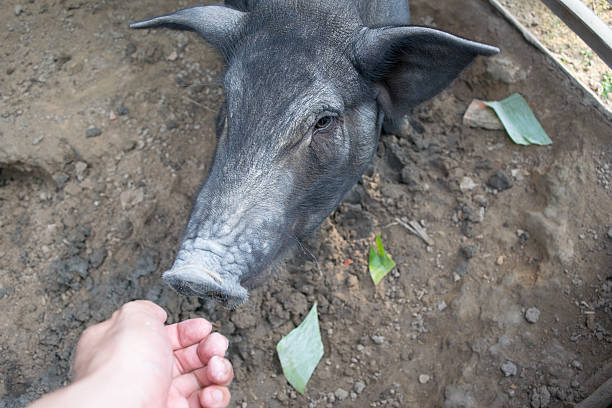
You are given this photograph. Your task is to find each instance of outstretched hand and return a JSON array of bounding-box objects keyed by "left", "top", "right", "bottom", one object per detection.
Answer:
[{"left": 30, "top": 300, "right": 233, "bottom": 408}]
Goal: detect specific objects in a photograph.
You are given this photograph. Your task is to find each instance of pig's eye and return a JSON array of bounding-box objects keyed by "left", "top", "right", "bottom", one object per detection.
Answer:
[{"left": 313, "top": 116, "right": 336, "bottom": 135}]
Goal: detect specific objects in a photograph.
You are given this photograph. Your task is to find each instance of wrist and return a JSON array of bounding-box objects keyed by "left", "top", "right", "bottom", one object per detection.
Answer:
[{"left": 28, "top": 371, "right": 147, "bottom": 408}]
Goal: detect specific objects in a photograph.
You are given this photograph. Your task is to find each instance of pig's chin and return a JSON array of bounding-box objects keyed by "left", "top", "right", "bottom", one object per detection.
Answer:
[{"left": 162, "top": 265, "right": 249, "bottom": 309}]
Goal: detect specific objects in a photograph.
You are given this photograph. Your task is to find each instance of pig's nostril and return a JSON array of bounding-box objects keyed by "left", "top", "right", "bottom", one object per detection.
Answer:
[{"left": 172, "top": 264, "right": 224, "bottom": 285}]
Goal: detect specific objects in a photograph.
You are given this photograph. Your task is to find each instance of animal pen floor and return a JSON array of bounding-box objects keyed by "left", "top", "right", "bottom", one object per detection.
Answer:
[{"left": 0, "top": 0, "right": 610, "bottom": 407}]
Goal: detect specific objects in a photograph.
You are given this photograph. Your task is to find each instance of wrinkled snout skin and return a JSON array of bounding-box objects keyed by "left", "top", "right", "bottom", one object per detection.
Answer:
[{"left": 131, "top": 0, "right": 499, "bottom": 308}]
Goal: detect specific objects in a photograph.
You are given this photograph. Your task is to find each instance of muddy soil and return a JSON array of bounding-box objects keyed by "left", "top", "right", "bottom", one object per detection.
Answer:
[{"left": 1, "top": 1, "right": 611, "bottom": 407}]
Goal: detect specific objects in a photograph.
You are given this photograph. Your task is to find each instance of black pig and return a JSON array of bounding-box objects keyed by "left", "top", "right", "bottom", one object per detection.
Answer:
[{"left": 131, "top": 0, "right": 498, "bottom": 307}]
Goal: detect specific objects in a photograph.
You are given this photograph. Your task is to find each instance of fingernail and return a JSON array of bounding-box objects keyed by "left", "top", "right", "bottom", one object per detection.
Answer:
[{"left": 210, "top": 356, "right": 226, "bottom": 377}]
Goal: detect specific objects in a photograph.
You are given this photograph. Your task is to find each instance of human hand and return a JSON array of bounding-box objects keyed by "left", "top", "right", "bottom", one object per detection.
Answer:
[{"left": 30, "top": 300, "right": 233, "bottom": 408}]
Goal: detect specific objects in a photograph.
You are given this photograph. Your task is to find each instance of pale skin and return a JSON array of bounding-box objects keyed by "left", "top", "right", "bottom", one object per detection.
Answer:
[{"left": 29, "top": 300, "right": 234, "bottom": 408}]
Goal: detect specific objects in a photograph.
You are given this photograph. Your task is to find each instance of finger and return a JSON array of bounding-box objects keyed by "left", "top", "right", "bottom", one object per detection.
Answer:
[
  {"left": 173, "top": 343, "right": 202, "bottom": 376},
  {"left": 200, "top": 386, "right": 231, "bottom": 408},
  {"left": 166, "top": 318, "right": 213, "bottom": 351},
  {"left": 197, "top": 333, "right": 229, "bottom": 364},
  {"left": 174, "top": 333, "right": 229, "bottom": 376},
  {"left": 204, "top": 356, "right": 234, "bottom": 386},
  {"left": 118, "top": 300, "right": 168, "bottom": 323},
  {"left": 173, "top": 356, "right": 234, "bottom": 397}
]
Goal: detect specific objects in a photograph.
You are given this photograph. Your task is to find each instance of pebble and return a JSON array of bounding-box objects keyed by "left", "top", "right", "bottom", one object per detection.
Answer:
[
  {"left": 501, "top": 361, "right": 517, "bottom": 377},
  {"left": 32, "top": 135, "right": 44, "bottom": 145},
  {"left": 525, "top": 307, "right": 541, "bottom": 323},
  {"left": 460, "top": 245, "right": 478, "bottom": 259},
  {"left": 85, "top": 127, "right": 102, "bottom": 138},
  {"left": 418, "top": 374, "right": 430, "bottom": 384},
  {"left": 496, "top": 255, "right": 505, "bottom": 266},
  {"left": 353, "top": 381, "right": 365, "bottom": 394},
  {"left": 454, "top": 261, "right": 468, "bottom": 276},
  {"left": 486, "top": 57, "right": 526, "bottom": 84},
  {"left": 75, "top": 161, "right": 88, "bottom": 181},
  {"left": 607, "top": 228, "right": 612, "bottom": 239},
  {"left": 571, "top": 360, "right": 583, "bottom": 370},
  {"left": 459, "top": 177, "right": 478, "bottom": 191},
  {"left": 88, "top": 248, "right": 107, "bottom": 269},
  {"left": 371, "top": 335, "right": 385, "bottom": 345},
  {"left": 15, "top": 5, "right": 23, "bottom": 16},
  {"left": 487, "top": 171, "right": 513, "bottom": 191},
  {"left": 334, "top": 388, "right": 349, "bottom": 401},
  {"left": 438, "top": 301, "right": 448, "bottom": 311},
  {"left": 117, "top": 105, "right": 129, "bottom": 116}
]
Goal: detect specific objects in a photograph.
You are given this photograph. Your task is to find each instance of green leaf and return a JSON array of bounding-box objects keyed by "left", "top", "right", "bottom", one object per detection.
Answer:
[
  {"left": 484, "top": 93, "right": 552, "bottom": 146},
  {"left": 276, "top": 302, "right": 324, "bottom": 394},
  {"left": 369, "top": 234, "right": 396, "bottom": 285}
]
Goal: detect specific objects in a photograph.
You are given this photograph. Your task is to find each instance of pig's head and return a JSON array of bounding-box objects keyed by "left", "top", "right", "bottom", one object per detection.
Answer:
[{"left": 131, "top": 2, "right": 498, "bottom": 308}]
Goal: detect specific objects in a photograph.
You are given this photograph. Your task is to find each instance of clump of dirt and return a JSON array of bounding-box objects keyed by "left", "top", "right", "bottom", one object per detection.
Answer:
[{"left": 1, "top": 0, "right": 610, "bottom": 407}]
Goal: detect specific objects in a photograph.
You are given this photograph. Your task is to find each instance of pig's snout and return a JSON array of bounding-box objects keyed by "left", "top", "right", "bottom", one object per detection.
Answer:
[{"left": 163, "top": 264, "right": 248, "bottom": 309}]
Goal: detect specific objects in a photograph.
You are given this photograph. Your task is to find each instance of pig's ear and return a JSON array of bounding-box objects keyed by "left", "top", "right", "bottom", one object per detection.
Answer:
[
  {"left": 130, "top": 6, "right": 245, "bottom": 53},
  {"left": 353, "top": 26, "right": 499, "bottom": 122}
]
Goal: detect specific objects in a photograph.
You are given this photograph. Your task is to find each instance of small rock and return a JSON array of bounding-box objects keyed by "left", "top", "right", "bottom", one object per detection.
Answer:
[
  {"left": 501, "top": 361, "right": 517, "bottom": 377},
  {"left": 418, "top": 374, "right": 430, "bottom": 384},
  {"left": 496, "top": 255, "right": 505, "bottom": 266},
  {"left": 116, "top": 219, "right": 134, "bottom": 239},
  {"left": 459, "top": 177, "right": 478, "bottom": 191},
  {"left": 460, "top": 245, "right": 478, "bottom": 259},
  {"left": 120, "top": 139, "right": 137, "bottom": 152},
  {"left": 371, "top": 335, "right": 385, "bottom": 345},
  {"left": 54, "top": 173, "right": 70, "bottom": 189},
  {"left": 15, "top": 5, "right": 23, "bottom": 16},
  {"left": 530, "top": 385, "right": 551, "bottom": 408},
  {"left": 607, "top": 228, "right": 612, "bottom": 239},
  {"left": 165, "top": 119, "right": 178, "bottom": 130},
  {"left": 486, "top": 57, "right": 526, "bottom": 84},
  {"left": 0, "top": 288, "right": 8, "bottom": 299},
  {"left": 74, "top": 161, "right": 88, "bottom": 181},
  {"left": 109, "top": 110, "right": 117, "bottom": 121},
  {"left": 117, "top": 105, "right": 129, "bottom": 116},
  {"left": 32, "top": 135, "right": 44, "bottom": 145},
  {"left": 167, "top": 51, "right": 178, "bottom": 61},
  {"left": 88, "top": 248, "right": 107, "bottom": 269},
  {"left": 463, "top": 99, "right": 504, "bottom": 130},
  {"left": 353, "top": 381, "right": 365, "bottom": 394},
  {"left": 334, "top": 388, "right": 349, "bottom": 401},
  {"left": 454, "top": 261, "right": 469, "bottom": 276},
  {"left": 85, "top": 127, "right": 102, "bottom": 138},
  {"left": 438, "top": 301, "right": 448, "bottom": 312},
  {"left": 346, "top": 274, "right": 359, "bottom": 289},
  {"left": 571, "top": 360, "right": 583, "bottom": 370},
  {"left": 525, "top": 307, "right": 541, "bottom": 323},
  {"left": 473, "top": 194, "right": 488, "bottom": 208},
  {"left": 487, "top": 171, "right": 512, "bottom": 191}
]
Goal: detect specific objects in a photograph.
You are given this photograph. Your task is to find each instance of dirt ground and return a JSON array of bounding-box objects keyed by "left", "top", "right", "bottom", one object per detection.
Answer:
[
  {"left": 1, "top": 0, "right": 611, "bottom": 407},
  {"left": 500, "top": 0, "right": 612, "bottom": 112}
]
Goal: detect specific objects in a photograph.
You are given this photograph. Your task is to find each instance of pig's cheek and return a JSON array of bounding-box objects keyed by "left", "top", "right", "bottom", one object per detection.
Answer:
[{"left": 310, "top": 132, "right": 342, "bottom": 163}]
